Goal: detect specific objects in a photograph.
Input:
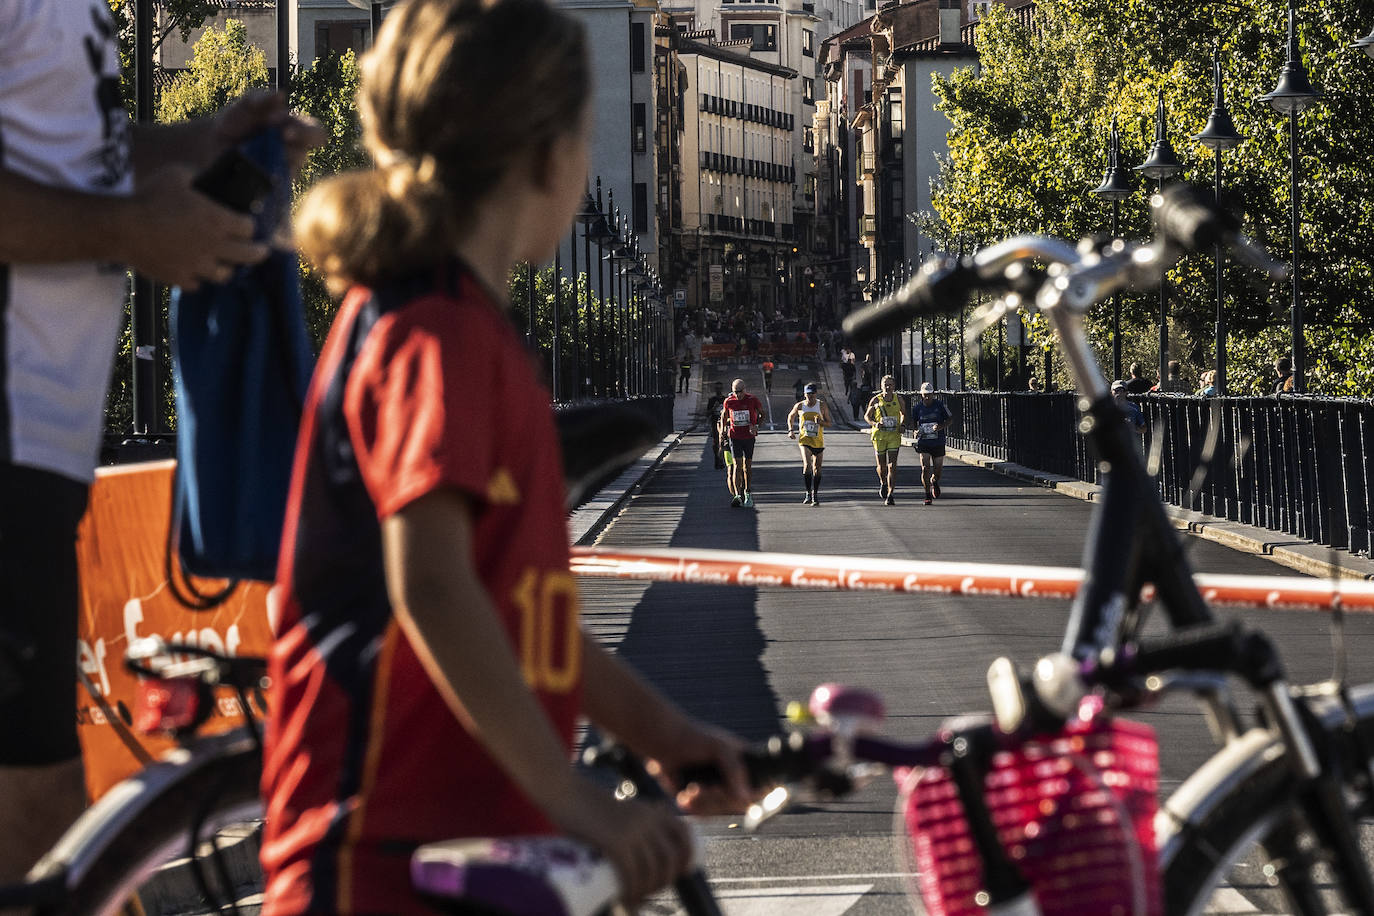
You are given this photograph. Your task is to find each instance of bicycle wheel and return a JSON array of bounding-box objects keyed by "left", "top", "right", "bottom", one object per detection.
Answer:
[
  {"left": 29, "top": 729, "right": 263, "bottom": 916},
  {"left": 1159, "top": 684, "right": 1374, "bottom": 916}
]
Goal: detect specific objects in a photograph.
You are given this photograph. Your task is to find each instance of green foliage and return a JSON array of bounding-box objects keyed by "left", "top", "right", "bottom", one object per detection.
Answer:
[
  {"left": 289, "top": 51, "right": 366, "bottom": 192},
  {"left": 289, "top": 51, "right": 366, "bottom": 346},
  {"left": 156, "top": 19, "right": 269, "bottom": 122},
  {"left": 930, "top": 0, "right": 1374, "bottom": 395},
  {"left": 106, "top": 0, "right": 220, "bottom": 113}
]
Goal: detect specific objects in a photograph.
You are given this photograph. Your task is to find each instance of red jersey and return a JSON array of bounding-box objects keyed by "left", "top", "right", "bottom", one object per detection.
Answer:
[
  {"left": 723, "top": 392, "right": 763, "bottom": 440},
  {"left": 260, "top": 262, "right": 583, "bottom": 916}
]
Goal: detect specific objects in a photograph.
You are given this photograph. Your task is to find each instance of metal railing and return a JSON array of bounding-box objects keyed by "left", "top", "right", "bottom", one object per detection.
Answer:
[{"left": 924, "top": 390, "right": 1373, "bottom": 556}]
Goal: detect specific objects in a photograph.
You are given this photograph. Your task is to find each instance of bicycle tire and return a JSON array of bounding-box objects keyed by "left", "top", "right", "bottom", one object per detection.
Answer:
[
  {"left": 1159, "top": 683, "right": 1374, "bottom": 916},
  {"left": 28, "top": 730, "right": 262, "bottom": 916}
]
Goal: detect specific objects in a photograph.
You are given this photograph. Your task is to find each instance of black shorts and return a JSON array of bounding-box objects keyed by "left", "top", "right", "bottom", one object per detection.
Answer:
[
  {"left": 915, "top": 441, "right": 946, "bottom": 458},
  {"left": 728, "top": 437, "right": 756, "bottom": 461},
  {"left": 0, "top": 464, "right": 89, "bottom": 765},
  {"left": 802, "top": 445, "right": 824, "bottom": 455}
]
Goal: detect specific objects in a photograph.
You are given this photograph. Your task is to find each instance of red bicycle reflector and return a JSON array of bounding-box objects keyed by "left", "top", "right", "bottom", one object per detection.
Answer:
[{"left": 135, "top": 678, "right": 201, "bottom": 734}]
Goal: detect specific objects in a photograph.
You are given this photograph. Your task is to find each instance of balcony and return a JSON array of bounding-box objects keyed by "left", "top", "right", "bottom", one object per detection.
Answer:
[
  {"left": 861, "top": 150, "right": 876, "bottom": 175},
  {"left": 860, "top": 215, "right": 877, "bottom": 241}
]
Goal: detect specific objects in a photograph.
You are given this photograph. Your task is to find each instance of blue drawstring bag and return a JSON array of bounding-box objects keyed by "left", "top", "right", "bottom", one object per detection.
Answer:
[{"left": 168, "top": 128, "right": 315, "bottom": 601}]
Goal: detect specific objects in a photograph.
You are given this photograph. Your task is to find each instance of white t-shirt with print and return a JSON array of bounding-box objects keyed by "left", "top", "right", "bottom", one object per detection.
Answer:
[{"left": 0, "top": 0, "right": 133, "bottom": 482}]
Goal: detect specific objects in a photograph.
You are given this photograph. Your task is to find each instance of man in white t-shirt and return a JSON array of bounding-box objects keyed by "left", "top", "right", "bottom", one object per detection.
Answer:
[{"left": 0, "top": 0, "right": 323, "bottom": 883}]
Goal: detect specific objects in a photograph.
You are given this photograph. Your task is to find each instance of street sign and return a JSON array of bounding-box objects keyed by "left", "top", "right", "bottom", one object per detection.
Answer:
[
  {"left": 674, "top": 288, "right": 687, "bottom": 307},
  {"left": 709, "top": 265, "right": 724, "bottom": 303}
]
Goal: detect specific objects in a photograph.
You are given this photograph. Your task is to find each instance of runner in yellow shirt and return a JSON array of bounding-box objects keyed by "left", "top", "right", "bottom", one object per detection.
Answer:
[
  {"left": 786, "top": 381, "right": 833, "bottom": 506},
  {"left": 865, "top": 375, "right": 905, "bottom": 506}
]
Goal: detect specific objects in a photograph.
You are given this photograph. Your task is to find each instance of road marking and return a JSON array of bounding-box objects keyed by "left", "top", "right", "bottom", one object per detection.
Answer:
[
  {"left": 1203, "top": 889, "right": 1262, "bottom": 912},
  {"left": 714, "top": 884, "right": 872, "bottom": 915},
  {"left": 712, "top": 873, "right": 917, "bottom": 882}
]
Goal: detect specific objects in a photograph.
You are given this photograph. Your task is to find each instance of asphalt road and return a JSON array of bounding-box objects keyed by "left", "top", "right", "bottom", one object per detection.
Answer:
[{"left": 580, "top": 360, "right": 1374, "bottom": 915}]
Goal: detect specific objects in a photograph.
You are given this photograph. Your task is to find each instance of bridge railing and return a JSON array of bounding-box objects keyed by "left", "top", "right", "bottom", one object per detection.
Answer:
[{"left": 915, "top": 391, "right": 1373, "bottom": 556}]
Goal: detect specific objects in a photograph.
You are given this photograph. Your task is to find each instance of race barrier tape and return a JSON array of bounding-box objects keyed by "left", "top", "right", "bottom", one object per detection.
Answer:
[{"left": 569, "top": 546, "right": 1374, "bottom": 613}]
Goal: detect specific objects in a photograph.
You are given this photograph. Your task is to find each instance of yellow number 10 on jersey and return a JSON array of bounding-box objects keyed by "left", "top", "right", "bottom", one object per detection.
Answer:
[{"left": 512, "top": 568, "right": 582, "bottom": 693}]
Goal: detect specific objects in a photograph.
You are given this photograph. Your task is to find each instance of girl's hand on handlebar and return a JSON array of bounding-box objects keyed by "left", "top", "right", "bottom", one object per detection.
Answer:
[
  {"left": 647, "top": 720, "right": 757, "bottom": 815},
  {"left": 553, "top": 779, "right": 693, "bottom": 908}
]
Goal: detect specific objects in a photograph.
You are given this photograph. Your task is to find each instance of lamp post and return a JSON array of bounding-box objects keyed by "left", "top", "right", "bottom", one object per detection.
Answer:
[
  {"left": 1135, "top": 90, "right": 1184, "bottom": 390},
  {"left": 1261, "top": 0, "right": 1322, "bottom": 393},
  {"left": 1353, "top": 22, "right": 1374, "bottom": 56},
  {"left": 1191, "top": 48, "right": 1243, "bottom": 396},
  {"left": 1091, "top": 115, "right": 1135, "bottom": 382}
]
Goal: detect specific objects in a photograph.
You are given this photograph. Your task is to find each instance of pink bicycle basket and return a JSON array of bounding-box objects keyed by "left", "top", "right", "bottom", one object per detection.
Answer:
[{"left": 898, "top": 711, "right": 1161, "bottom": 916}]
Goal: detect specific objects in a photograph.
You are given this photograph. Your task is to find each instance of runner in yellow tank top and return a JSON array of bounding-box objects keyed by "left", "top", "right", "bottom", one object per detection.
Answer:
[
  {"left": 865, "top": 375, "right": 905, "bottom": 505},
  {"left": 786, "top": 381, "right": 833, "bottom": 506}
]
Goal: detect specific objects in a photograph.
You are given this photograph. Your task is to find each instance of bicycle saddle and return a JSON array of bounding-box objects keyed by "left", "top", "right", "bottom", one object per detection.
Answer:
[{"left": 412, "top": 836, "right": 618, "bottom": 916}]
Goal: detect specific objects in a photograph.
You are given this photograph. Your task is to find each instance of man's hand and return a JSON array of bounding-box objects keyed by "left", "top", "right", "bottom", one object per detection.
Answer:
[
  {"left": 120, "top": 165, "right": 268, "bottom": 289},
  {"left": 212, "top": 91, "right": 326, "bottom": 175}
]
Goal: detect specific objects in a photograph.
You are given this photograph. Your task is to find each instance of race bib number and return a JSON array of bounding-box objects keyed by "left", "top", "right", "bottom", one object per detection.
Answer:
[
  {"left": 731, "top": 409, "right": 751, "bottom": 427},
  {"left": 880, "top": 416, "right": 898, "bottom": 430},
  {"left": 919, "top": 422, "right": 938, "bottom": 438},
  {"left": 802, "top": 420, "right": 819, "bottom": 437}
]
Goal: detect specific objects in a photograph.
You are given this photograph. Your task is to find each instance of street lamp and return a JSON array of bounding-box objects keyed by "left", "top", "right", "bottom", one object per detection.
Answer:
[
  {"left": 1135, "top": 90, "right": 1184, "bottom": 390},
  {"left": 1191, "top": 48, "right": 1243, "bottom": 397},
  {"left": 1353, "top": 22, "right": 1374, "bottom": 56},
  {"left": 1091, "top": 115, "right": 1135, "bottom": 382},
  {"left": 1260, "top": 0, "right": 1322, "bottom": 393}
]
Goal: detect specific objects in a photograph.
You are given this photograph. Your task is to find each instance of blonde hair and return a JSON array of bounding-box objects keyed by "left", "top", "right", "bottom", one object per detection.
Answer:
[{"left": 296, "top": 0, "right": 588, "bottom": 291}]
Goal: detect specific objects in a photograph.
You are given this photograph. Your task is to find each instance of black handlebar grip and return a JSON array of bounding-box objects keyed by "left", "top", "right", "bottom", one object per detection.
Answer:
[
  {"left": 678, "top": 732, "right": 815, "bottom": 789},
  {"left": 841, "top": 257, "right": 974, "bottom": 342},
  {"left": 1153, "top": 184, "right": 1240, "bottom": 253},
  {"left": 1130, "top": 620, "right": 1282, "bottom": 686}
]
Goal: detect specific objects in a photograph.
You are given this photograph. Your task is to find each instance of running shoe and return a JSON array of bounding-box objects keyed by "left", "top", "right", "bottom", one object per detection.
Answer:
[
  {"left": 811, "top": 495, "right": 820, "bottom": 506},
  {"left": 743, "top": 493, "right": 754, "bottom": 508},
  {"left": 878, "top": 485, "right": 887, "bottom": 500},
  {"left": 731, "top": 495, "right": 742, "bottom": 508},
  {"left": 885, "top": 494, "right": 895, "bottom": 506},
  {"left": 924, "top": 496, "right": 933, "bottom": 505},
  {"left": 802, "top": 493, "right": 813, "bottom": 505},
  {"left": 933, "top": 481, "right": 942, "bottom": 499}
]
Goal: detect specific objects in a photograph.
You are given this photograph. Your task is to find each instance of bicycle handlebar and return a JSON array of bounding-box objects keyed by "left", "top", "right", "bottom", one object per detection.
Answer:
[{"left": 842, "top": 185, "right": 1287, "bottom": 344}]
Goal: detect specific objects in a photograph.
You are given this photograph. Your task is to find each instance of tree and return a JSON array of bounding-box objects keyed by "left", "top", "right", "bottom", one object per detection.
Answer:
[
  {"left": 157, "top": 19, "right": 269, "bottom": 122},
  {"left": 930, "top": 0, "right": 1374, "bottom": 394}
]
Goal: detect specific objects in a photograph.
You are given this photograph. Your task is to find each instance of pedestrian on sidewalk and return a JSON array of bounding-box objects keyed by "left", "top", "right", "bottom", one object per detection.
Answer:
[
  {"left": 705, "top": 381, "right": 728, "bottom": 469},
  {"left": 840, "top": 354, "right": 856, "bottom": 400},
  {"left": 910, "top": 382, "right": 953, "bottom": 505},
  {"left": 786, "top": 382, "right": 832, "bottom": 506},
  {"left": 1125, "top": 362, "right": 1153, "bottom": 394},
  {"left": 1112, "top": 380, "right": 1146, "bottom": 440},
  {"left": 677, "top": 350, "right": 693, "bottom": 394},
  {"left": 722, "top": 378, "right": 763, "bottom": 507},
  {"left": 865, "top": 375, "right": 905, "bottom": 505},
  {"left": 761, "top": 359, "right": 774, "bottom": 395}
]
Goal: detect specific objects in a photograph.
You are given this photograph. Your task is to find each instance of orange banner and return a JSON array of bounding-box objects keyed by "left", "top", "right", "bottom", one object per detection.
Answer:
[{"left": 75, "top": 460, "right": 273, "bottom": 800}]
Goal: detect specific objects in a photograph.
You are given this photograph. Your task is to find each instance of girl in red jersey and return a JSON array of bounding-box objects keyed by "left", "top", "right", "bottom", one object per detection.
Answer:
[{"left": 263, "top": 1, "right": 755, "bottom": 913}]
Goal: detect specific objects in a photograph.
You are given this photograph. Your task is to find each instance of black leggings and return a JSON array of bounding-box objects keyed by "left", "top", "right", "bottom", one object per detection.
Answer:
[{"left": 0, "top": 464, "right": 89, "bottom": 765}]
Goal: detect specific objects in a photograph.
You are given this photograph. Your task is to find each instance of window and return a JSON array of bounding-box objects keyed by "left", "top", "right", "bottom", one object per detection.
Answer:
[
  {"left": 888, "top": 88, "right": 904, "bottom": 139},
  {"left": 802, "top": 28, "right": 814, "bottom": 57},
  {"left": 315, "top": 20, "right": 369, "bottom": 60},
  {"left": 633, "top": 182, "right": 649, "bottom": 232},
  {"left": 802, "top": 77, "right": 814, "bottom": 105},
  {"left": 631, "top": 22, "right": 646, "bottom": 72},
  {"left": 803, "top": 125, "right": 815, "bottom": 153},
  {"left": 729, "top": 23, "right": 777, "bottom": 51},
  {"left": 632, "top": 103, "right": 647, "bottom": 153}
]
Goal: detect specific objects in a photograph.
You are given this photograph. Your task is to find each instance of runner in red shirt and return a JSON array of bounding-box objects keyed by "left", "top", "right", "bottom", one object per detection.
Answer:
[
  {"left": 721, "top": 377, "right": 763, "bottom": 507},
  {"left": 264, "top": 4, "right": 754, "bottom": 913}
]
